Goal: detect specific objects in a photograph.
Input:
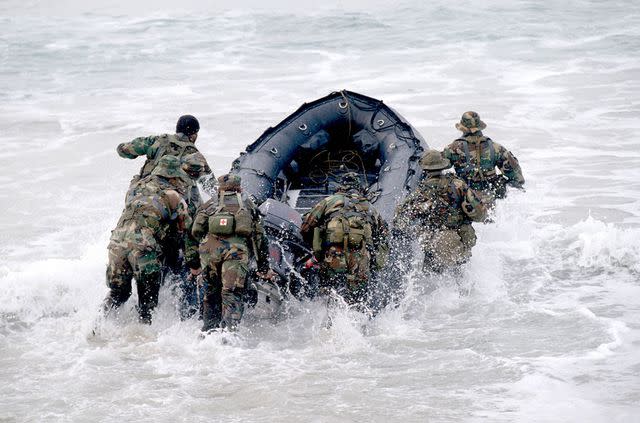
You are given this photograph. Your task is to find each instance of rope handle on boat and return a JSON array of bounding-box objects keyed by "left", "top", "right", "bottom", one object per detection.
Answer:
[{"left": 339, "top": 90, "right": 353, "bottom": 141}]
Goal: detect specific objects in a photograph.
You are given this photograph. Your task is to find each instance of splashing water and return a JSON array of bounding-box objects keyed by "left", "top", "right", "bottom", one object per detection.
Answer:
[{"left": 1, "top": 1, "right": 639, "bottom": 421}]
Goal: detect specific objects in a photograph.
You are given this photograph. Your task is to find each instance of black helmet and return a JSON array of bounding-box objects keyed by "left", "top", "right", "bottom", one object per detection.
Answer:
[{"left": 176, "top": 115, "right": 200, "bottom": 136}]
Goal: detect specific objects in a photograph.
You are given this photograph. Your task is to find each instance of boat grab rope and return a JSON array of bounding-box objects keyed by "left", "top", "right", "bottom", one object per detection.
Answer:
[{"left": 339, "top": 90, "right": 353, "bottom": 142}]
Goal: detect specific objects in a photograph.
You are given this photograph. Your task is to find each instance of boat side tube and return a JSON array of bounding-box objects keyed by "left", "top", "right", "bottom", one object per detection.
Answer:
[{"left": 231, "top": 90, "right": 428, "bottom": 223}]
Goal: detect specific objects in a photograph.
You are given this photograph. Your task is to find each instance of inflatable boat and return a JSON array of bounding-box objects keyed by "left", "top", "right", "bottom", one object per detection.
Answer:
[{"left": 231, "top": 90, "right": 428, "bottom": 316}]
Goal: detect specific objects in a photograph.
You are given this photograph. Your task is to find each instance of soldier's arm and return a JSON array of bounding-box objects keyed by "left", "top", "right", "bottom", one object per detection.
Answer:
[
  {"left": 184, "top": 232, "right": 200, "bottom": 271},
  {"left": 461, "top": 184, "right": 487, "bottom": 222},
  {"left": 191, "top": 200, "right": 214, "bottom": 242},
  {"left": 199, "top": 173, "right": 217, "bottom": 198},
  {"left": 253, "top": 220, "right": 271, "bottom": 273},
  {"left": 373, "top": 212, "right": 390, "bottom": 269},
  {"left": 393, "top": 188, "right": 424, "bottom": 229},
  {"left": 300, "top": 198, "right": 329, "bottom": 239},
  {"left": 172, "top": 196, "right": 201, "bottom": 270},
  {"left": 183, "top": 152, "right": 216, "bottom": 196},
  {"left": 442, "top": 145, "right": 454, "bottom": 161},
  {"left": 245, "top": 200, "right": 271, "bottom": 273},
  {"left": 116, "top": 135, "right": 158, "bottom": 159},
  {"left": 495, "top": 143, "right": 525, "bottom": 187}
]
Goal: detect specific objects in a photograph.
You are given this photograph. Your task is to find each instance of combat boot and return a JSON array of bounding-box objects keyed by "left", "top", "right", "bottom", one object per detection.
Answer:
[
  {"left": 220, "top": 288, "right": 244, "bottom": 331},
  {"left": 102, "top": 285, "right": 131, "bottom": 317},
  {"left": 201, "top": 292, "right": 222, "bottom": 332},
  {"left": 136, "top": 272, "right": 161, "bottom": 324}
]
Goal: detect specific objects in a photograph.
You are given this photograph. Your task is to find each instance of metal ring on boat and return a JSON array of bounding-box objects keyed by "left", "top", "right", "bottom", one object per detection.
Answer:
[
  {"left": 270, "top": 147, "right": 279, "bottom": 155},
  {"left": 298, "top": 123, "right": 307, "bottom": 131},
  {"left": 338, "top": 101, "right": 348, "bottom": 109},
  {"left": 377, "top": 119, "right": 385, "bottom": 126}
]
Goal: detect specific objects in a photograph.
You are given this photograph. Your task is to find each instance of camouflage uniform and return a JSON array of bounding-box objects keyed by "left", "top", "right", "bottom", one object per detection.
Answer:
[
  {"left": 443, "top": 111, "right": 524, "bottom": 207},
  {"left": 104, "top": 156, "right": 196, "bottom": 323},
  {"left": 118, "top": 118, "right": 214, "bottom": 317},
  {"left": 394, "top": 151, "right": 487, "bottom": 273},
  {"left": 300, "top": 173, "right": 388, "bottom": 304},
  {"left": 118, "top": 132, "right": 214, "bottom": 215},
  {"left": 191, "top": 174, "right": 270, "bottom": 331}
]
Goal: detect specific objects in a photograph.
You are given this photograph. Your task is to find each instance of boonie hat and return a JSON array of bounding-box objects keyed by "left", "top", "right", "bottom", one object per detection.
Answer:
[
  {"left": 419, "top": 150, "right": 452, "bottom": 171},
  {"left": 455, "top": 111, "right": 486, "bottom": 134}
]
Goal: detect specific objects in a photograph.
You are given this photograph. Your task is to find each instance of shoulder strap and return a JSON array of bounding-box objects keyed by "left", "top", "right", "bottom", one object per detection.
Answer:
[
  {"left": 485, "top": 137, "right": 495, "bottom": 164},
  {"left": 447, "top": 175, "right": 461, "bottom": 204},
  {"left": 236, "top": 192, "right": 246, "bottom": 211}
]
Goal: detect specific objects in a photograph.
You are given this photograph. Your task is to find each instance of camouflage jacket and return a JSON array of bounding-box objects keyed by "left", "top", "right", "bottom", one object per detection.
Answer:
[
  {"left": 300, "top": 189, "right": 389, "bottom": 257},
  {"left": 443, "top": 133, "right": 524, "bottom": 188},
  {"left": 112, "top": 175, "right": 198, "bottom": 265},
  {"left": 191, "top": 191, "right": 270, "bottom": 272},
  {"left": 118, "top": 132, "right": 214, "bottom": 188},
  {"left": 394, "top": 173, "right": 486, "bottom": 231}
]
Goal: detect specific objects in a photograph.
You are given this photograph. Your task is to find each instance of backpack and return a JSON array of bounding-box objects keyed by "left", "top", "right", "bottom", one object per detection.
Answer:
[
  {"left": 421, "top": 175, "right": 464, "bottom": 229},
  {"left": 140, "top": 134, "right": 198, "bottom": 179},
  {"left": 208, "top": 191, "right": 254, "bottom": 237},
  {"left": 324, "top": 195, "right": 373, "bottom": 249}
]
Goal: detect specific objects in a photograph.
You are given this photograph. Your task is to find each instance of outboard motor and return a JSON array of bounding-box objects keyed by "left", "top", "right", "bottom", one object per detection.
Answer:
[
  {"left": 245, "top": 277, "right": 285, "bottom": 320},
  {"left": 258, "top": 199, "right": 319, "bottom": 299}
]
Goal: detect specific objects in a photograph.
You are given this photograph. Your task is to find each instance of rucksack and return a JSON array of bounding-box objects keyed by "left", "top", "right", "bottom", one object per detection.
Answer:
[
  {"left": 421, "top": 175, "right": 464, "bottom": 229},
  {"left": 324, "top": 195, "right": 373, "bottom": 249},
  {"left": 208, "top": 191, "right": 254, "bottom": 237}
]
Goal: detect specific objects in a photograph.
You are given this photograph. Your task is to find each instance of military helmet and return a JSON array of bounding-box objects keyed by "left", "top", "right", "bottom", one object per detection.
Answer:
[
  {"left": 181, "top": 152, "right": 208, "bottom": 177},
  {"left": 455, "top": 111, "right": 486, "bottom": 134},
  {"left": 338, "top": 172, "right": 363, "bottom": 191},
  {"left": 419, "top": 150, "right": 452, "bottom": 171},
  {"left": 176, "top": 114, "right": 200, "bottom": 136},
  {"left": 218, "top": 174, "right": 242, "bottom": 192},
  {"left": 151, "top": 155, "right": 190, "bottom": 181}
]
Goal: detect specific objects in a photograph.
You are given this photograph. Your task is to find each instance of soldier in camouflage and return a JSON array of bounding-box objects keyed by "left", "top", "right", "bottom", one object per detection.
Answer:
[
  {"left": 118, "top": 116, "right": 215, "bottom": 317},
  {"left": 104, "top": 155, "right": 199, "bottom": 324},
  {"left": 118, "top": 114, "right": 215, "bottom": 214},
  {"left": 300, "top": 172, "right": 388, "bottom": 305},
  {"left": 443, "top": 111, "right": 524, "bottom": 208},
  {"left": 393, "top": 150, "right": 487, "bottom": 273},
  {"left": 191, "top": 174, "right": 272, "bottom": 332}
]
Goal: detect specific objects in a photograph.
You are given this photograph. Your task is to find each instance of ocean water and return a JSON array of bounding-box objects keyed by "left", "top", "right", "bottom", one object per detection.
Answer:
[{"left": 1, "top": 1, "right": 639, "bottom": 422}]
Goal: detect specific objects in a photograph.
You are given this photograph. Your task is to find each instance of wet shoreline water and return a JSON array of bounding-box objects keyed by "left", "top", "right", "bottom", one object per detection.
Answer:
[{"left": 1, "top": 1, "right": 640, "bottom": 421}]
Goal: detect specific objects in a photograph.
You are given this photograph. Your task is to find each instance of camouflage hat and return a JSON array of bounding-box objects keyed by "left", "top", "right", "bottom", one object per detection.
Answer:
[
  {"left": 151, "top": 155, "right": 190, "bottom": 181},
  {"left": 182, "top": 152, "right": 208, "bottom": 177},
  {"left": 419, "top": 150, "right": 452, "bottom": 171},
  {"left": 218, "top": 174, "right": 242, "bottom": 192},
  {"left": 455, "top": 111, "right": 486, "bottom": 134},
  {"left": 339, "top": 172, "right": 362, "bottom": 190}
]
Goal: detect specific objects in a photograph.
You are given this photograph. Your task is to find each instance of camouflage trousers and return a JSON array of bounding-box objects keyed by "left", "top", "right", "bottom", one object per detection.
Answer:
[
  {"left": 199, "top": 235, "right": 250, "bottom": 330},
  {"left": 104, "top": 226, "right": 163, "bottom": 323},
  {"left": 319, "top": 244, "right": 371, "bottom": 304},
  {"left": 421, "top": 224, "right": 476, "bottom": 273}
]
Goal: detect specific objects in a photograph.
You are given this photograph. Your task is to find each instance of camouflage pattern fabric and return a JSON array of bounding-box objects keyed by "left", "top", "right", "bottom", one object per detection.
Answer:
[
  {"left": 443, "top": 132, "right": 524, "bottom": 206},
  {"left": 393, "top": 173, "right": 486, "bottom": 273},
  {"left": 300, "top": 188, "right": 388, "bottom": 303},
  {"left": 192, "top": 191, "right": 270, "bottom": 330},
  {"left": 118, "top": 132, "right": 213, "bottom": 214},
  {"left": 104, "top": 176, "right": 192, "bottom": 323}
]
